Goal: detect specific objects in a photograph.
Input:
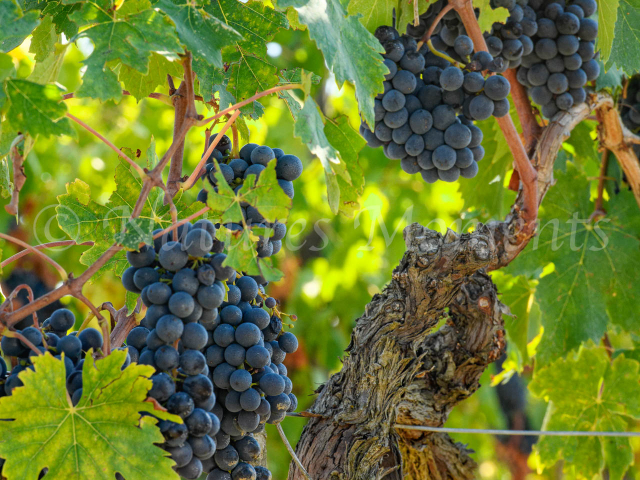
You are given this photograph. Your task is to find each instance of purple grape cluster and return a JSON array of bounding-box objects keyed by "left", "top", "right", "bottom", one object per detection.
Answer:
[
  {"left": 620, "top": 74, "right": 640, "bottom": 160},
  {"left": 122, "top": 221, "right": 297, "bottom": 479},
  {"left": 516, "top": 0, "right": 599, "bottom": 117},
  {"left": 360, "top": 25, "right": 513, "bottom": 183}
]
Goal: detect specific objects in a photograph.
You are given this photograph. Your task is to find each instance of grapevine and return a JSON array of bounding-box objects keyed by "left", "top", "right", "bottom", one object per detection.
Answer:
[{"left": 0, "top": 0, "right": 639, "bottom": 479}]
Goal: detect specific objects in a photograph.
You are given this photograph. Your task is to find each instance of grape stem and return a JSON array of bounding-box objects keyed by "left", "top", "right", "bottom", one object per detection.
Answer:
[
  {"left": 199, "top": 84, "right": 303, "bottom": 126},
  {"left": 0, "top": 233, "right": 68, "bottom": 280},
  {"left": 276, "top": 423, "right": 313, "bottom": 480},
  {"left": 416, "top": 2, "right": 454, "bottom": 51},
  {"left": 449, "top": 0, "right": 539, "bottom": 228},
  {"left": 502, "top": 69, "right": 542, "bottom": 149},
  {"left": 66, "top": 113, "right": 147, "bottom": 179},
  {"left": 0, "top": 241, "right": 93, "bottom": 269},
  {"left": 5, "top": 139, "right": 26, "bottom": 216},
  {"left": 426, "top": 39, "right": 463, "bottom": 68},
  {"left": 181, "top": 110, "right": 242, "bottom": 191}
]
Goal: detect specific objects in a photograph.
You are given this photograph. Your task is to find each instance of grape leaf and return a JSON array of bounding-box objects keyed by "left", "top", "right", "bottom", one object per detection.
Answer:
[
  {"left": 0, "top": 0, "right": 40, "bottom": 53},
  {"left": 72, "top": 6, "right": 183, "bottom": 102},
  {"left": 155, "top": 0, "right": 242, "bottom": 69},
  {"left": 396, "top": 0, "right": 431, "bottom": 35},
  {"left": 606, "top": 0, "right": 640, "bottom": 74},
  {"left": 4, "top": 79, "right": 75, "bottom": 138},
  {"left": 205, "top": 160, "right": 291, "bottom": 223},
  {"left": 56, "top": 160, "right": 197, "bottom": 280},
  {"left": 118, "top": 53, "right": 183, "bottom": 102},
  {"left": 0, "top": 53, "right": 16, "bottom": 81},
  {"left": 595, "top": 60, "right": 623, "bottom": 90},
  {"left": 0, "top": 156, "right": 12, "bottom": 198},
  {"left": 225, "top": 54, "right": 279, "bottom": 116},
  {"left": 221, "top": 227, "right": 283, "bottom": 282},
  {"left": 346, "top": 0, "right": 396, "bottom": 33},
  {"left": 529, "top": 344, "right": 640, "bottom": 480},
  {"left": 597, "top": 0, "right": 620, "bottom": 62},
  {"left": 209, "top": 0, "right": 288, "bottom": 57},
  {"left": 506, "top": 165, "right": 640, "bottom": 366},
  {"left": 41, "top": 1, "right": 80, "bottom": 38},
  {"left": 491, "top": 271, "right": 538, "bottom": 365},
  {"left": 29, "top": 15, "right": 57, "bottom": 63},
  {"left": 276, "top": 0, "right": 386, "bottom": 128},
  {"left": 473, "top": 0, "right": 509, "bottom": 34},
  {"left": 324, "top": 116, "right": 366, "bottom": 217},
  {"left": 458, "top": 116, "right": 514, "bottom": 218},
  {"left": 239, "top": 162, "right": 292, "bottom": 222},
  {"left": 0, "top": 351, "right": 180, "bottom": 480}
]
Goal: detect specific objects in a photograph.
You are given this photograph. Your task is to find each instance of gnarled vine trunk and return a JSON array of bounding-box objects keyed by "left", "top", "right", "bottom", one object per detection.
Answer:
[
  {"left": 286, "top": 93, "right": 620, "bottom": 480},
  {"left": 287, "top": 224, "right": 507, "bottom": 479}
]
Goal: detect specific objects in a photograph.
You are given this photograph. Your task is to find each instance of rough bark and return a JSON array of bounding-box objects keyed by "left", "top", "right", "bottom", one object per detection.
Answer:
[{"left": 288, "top": 93, "right": 612, "bottom": 480}]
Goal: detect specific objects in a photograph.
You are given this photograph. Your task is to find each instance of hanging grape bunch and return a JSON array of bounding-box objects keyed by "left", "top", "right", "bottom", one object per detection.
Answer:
[
  {"left": 0, "top": 309, "right": 111, "bottom": 405},
  {"left": 122, "top": 221, "right": 297, "bottom": 480},
  {"left": 619, "top": 73, "right": 640, "bottom": 160},
  {"left": 359, "top": 22, "right": 511, "bottom": 183},
  {"left": 516, "top": 0, "right": 599, "bottom": 117}
]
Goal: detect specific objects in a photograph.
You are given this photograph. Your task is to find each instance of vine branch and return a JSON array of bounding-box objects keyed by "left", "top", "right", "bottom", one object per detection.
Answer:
[
  {"left": 449, "top": 0, "right": 539, "bottom": 228},
  {"left": 5, "top": 140, "right": 26, "bottom": 216},
  {"left": 0, "top": 233, "right": 68, "bottom": 280}
]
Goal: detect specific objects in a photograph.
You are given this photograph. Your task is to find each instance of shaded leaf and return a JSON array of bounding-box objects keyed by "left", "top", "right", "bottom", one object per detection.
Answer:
[{"left": 0, "top": 0, "right": 40, "bottom": 53}]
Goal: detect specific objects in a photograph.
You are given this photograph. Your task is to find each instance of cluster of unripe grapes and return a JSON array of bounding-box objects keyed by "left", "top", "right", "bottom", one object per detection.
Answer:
[
  {"left": 0, "top": 309, "right": 115, "bottom": 477},
  {"left": 360, "top": 25, "right": 512, "bottom": 183},
  {"left": 196, "top": 136, "right": 301, "bottom": 267},
  {"left": 122, "top": 218, "right": 297, "bottom": 479},
  {"left": 620, "top": 74, "right": 640, "bottom": 160},
  {"left": 516, "top": 0, "right": 599, "bottom": 117}
]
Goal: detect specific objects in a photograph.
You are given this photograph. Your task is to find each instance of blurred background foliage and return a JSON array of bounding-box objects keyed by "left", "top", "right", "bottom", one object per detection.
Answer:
[{"left": 2, "top": 22, "right": 638, "bottom": 480}]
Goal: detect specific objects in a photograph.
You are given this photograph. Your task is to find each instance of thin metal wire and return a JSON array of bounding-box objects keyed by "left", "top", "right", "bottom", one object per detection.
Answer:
[{"left": 284, "top": 413, "right": 640, "bottom": 438}]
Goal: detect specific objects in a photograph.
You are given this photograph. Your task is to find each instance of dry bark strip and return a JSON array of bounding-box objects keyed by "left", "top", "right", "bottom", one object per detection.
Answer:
[{"left": 287, "top": 93, "right": 611, "bottom": 479}]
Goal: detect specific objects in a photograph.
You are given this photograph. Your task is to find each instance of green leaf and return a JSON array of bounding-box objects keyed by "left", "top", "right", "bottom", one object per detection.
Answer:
[
  {"left": 0, "top": 156, "right": 12, "bottom": 198},
  {"left": 0, "top": 351, "right": 180, "bottom": 480},
  {"left": 29, "top": 15, "right": 58, "bottom": 62},
  {"left": 72, "top": 6, "right": 183, "bottom": 101},
  {"left": 155, "top": 0, "right": 242, "bottom": 69},
  {"left": 294, "top": 96, "right": 349, "bottom": 182},
  {"left": 346, "top": 0, "right": 395, "bottom": 33},
  {"left": 239, "top": 161, "right": 292, "bottom": 222},
  {"left": 595, "top": 60, "right": 623, "bottom": 90},
  {"left": 324, "top": 116, "right": 366, "bottom": 217},
  {"left": 276, "top": 0, "right": 386, "bottom": 128},
  {"left": 119, "top": 53, "right": 183, "bottom": 102},
  {"left": 222, "top": 227, "right": 283, "bottom": 282},
  {"left": 396, "top": 0, "right": 430, "bottom": 35},
  {"left": 507, "top": 165, "right": 640, "bottom": 366},
  {"left": 606, "top": 0, "right": 640, "bottom": 74},
  {"left": 56, "top": 160, "right": 192, "bottom": 278},
  {"left": 209, "top": 0, "right": 288, "bottom": 56},
  {"left": 4, "top": 79, "right": 75, "bottom": 138},
  {"left": 0, "top": 0, "right": 40, "bottom": 53},
  {"left": 206, "top": 160, "right": 292, "bottom": 223},
  {"left": 491, "top": 271, "right": 538, "bottom": 365},
  {"left": 457, "top": 116, "right": 514, "bottom": 218},
  {"left": 529, "top": 344, "right": 640, "bottom": 480},
  {"left": 225, "top": 53, "right": 279, "bottom": 115},
  {"left": 473, "top": 0, "right": 510, "bottom": 34},
  {"left": 0, "top": 53, "right": 16, "bottom": 80},
  {"left": 77, "top": 64, "right": 123, "bottom": 102},
  {"left": 41, "top": 0, "right": 80, "bottom": 38},
  {"left": 597, "top": 0, "right": 620, "bottom": 62}
]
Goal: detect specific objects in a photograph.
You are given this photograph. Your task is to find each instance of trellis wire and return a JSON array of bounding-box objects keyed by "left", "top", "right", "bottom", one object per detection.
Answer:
[{"left": 284, "top": 413, "right": 640, "bottom": 438}]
